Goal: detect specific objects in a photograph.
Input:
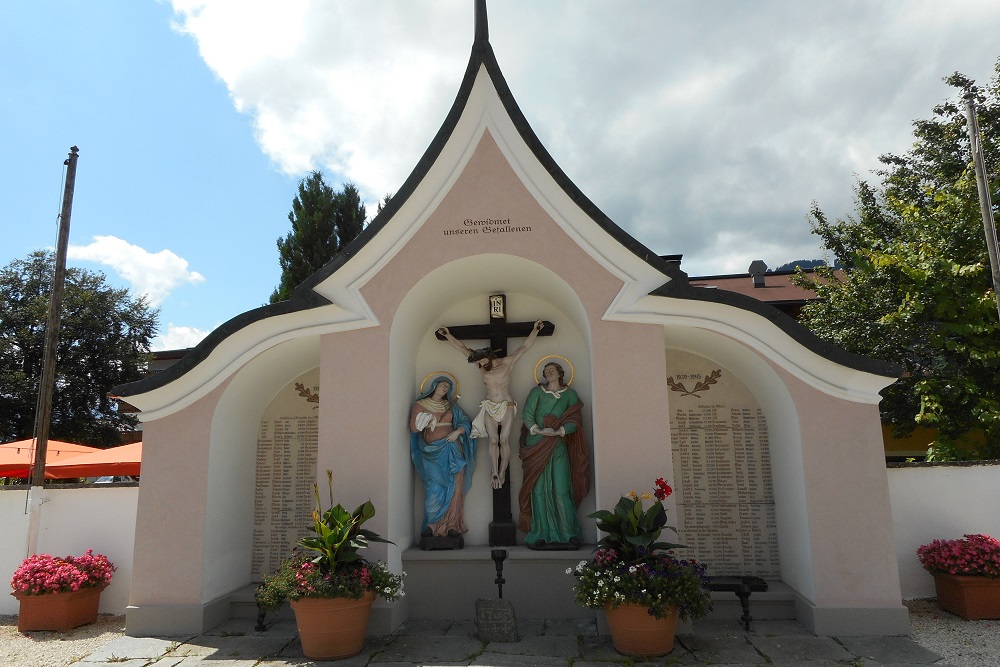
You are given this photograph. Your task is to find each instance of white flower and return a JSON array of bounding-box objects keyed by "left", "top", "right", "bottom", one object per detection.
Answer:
[
  {"left": 614, "top": 576, "right": 621, "bottom": 583},
  {"left": 565, "top": 568, "right": 573, "bottom": 574},
  {"left": 629, "top": 566, "right": 637, "bottom": 574}
]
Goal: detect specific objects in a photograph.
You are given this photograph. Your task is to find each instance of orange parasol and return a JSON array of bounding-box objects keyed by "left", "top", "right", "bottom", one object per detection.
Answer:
[
  {"left": 45, "top": 441, "right": 142, "bottom": 479},
  {"left": 0, "top": 440, "right": 103, "bottom": 477}
]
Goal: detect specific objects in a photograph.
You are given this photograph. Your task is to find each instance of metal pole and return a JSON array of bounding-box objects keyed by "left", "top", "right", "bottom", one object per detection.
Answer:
[
  {"left": 963, "top": 95, "right": 1000, "bottom": 321},
  {"left": 26, "top": 146, "right": 79, "bottom": 556}
]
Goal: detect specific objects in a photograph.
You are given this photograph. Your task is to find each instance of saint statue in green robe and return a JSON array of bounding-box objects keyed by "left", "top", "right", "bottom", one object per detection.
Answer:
[{"left": 518, "top": 360, "right": 590, "bottom": 548}]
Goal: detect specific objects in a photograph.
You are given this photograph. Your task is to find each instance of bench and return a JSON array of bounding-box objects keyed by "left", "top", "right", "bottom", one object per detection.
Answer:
[{"left": 706, "top": 576, "right": 768, "bottom": 631}]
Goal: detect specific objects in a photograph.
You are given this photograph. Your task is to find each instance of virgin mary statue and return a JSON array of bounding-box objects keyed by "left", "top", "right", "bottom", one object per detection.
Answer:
[{"left": 409, "top": 375, "right": 477, "bottom": 539}]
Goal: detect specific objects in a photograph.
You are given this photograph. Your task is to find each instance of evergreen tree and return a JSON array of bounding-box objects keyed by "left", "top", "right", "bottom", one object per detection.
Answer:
[
  {"left": 270, "top": 172, "right": 366, "bottom": 303},
  {"left": 793, "top": 63, "right": 1000, "bottom": 460},
  {"left": 0, "top": 251, "right": 158, "bottom": 446}
]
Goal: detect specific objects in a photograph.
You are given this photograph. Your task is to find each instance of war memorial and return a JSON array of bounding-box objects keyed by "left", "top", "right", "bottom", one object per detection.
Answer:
[{"left": 113, "top": 2, "right": 908, "bottom": 638}]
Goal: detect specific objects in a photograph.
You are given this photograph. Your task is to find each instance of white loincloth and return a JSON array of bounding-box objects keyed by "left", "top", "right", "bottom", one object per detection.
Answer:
[{"left": 470, "top": 399, "right": 516, "bottom": 439}]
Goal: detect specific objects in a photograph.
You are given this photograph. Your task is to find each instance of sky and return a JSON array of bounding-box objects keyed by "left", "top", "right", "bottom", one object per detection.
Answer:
[{"left": 2, "top": 1, "right": 999, "bottom": 351}]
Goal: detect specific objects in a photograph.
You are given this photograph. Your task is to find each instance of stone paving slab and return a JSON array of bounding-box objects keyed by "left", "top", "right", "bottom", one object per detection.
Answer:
[
  {"left": 515, "top": 618, "right": 546, "bottom": 637},
  {"left": 373, "top": 634, "right": 486, "bottom": 663},
  {"left": 751, "top": 635, "right": 855, "bottom": 662},
  {"left": 543, "top": 618, "right": 598, "bottom": 636},
  {"left": 580, "top": 634, "right": 700, "bottom": 665},
  {"left": 78, "top": 634, "right": 187, "bottom": 661},
  {"left": 472, "top": 653, "right": 571, "bottom": 666},
  {"left": 72, "top": 615, "right": 952, "bottom": 667},
  {"left": 275, "top": 634, "right": 398, "bottom": 664},
  {"left": 447, "top": 619, "right": 478, "bottom": 638},
  {"left": 165, "top": 633, "right": 293, "bottom": 658},
  {"left": 837, "top": 635, "right": 947, "bottom": 665},
  {"left": 483, "top": 634, "right": 581, "bottom": 658},
  {"left": 676, "top": 634, "right": 767, "bottom": 664}
]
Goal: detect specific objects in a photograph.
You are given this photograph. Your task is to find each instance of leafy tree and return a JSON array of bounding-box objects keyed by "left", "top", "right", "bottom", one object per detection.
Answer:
[
  {"left": 793, "top": 63, "right": 1000, "bottom": 461},
  {"left": 0, "top": 251, "right": 159, "bottom": 447},
  {"left": 269, "top": 172, "right": 366, "bottom": 303}
]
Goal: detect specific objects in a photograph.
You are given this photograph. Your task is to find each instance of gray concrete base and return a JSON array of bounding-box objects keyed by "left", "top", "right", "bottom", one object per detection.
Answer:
[
  {"left": 794, "top": 591, "right": 910, "bottom": 636},
  {"left": 402, "top": 545, "right": 591, "bottom": 619},
  {"left": 369, "top": 595, "right": 407, "bottom": 635},
  {"left": 125, "top": 591, "right": 231, "bottom": 637}
]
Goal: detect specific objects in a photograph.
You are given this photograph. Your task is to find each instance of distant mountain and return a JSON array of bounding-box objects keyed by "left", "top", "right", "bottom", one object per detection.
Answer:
[{"left": 773, "top": 259, "right": 829, "bottom": 272}]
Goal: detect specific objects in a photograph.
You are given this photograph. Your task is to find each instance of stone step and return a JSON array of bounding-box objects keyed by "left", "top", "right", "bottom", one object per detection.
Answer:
[
  {"left": 705, "top": 580, "right": 797, "bottom": 621},
  {"left": 226, "top": 579, "right": 796, "bottom": 626}
]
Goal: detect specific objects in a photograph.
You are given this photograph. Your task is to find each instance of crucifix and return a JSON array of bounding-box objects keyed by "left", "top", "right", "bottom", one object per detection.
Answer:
[{"left": 436, "top": 294, "right": 554, "bottom": 546}]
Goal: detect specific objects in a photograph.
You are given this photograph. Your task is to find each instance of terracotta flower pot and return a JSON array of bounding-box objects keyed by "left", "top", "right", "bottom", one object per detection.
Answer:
[
  {"left": 290, "top": 590, "right": 376, "bottom": 660},
  {"left": 12, "top": 583, "right": 108, "bottom": 632},
  {"left": 933, "top": 572, "right": 1000, "bottom": 621},
  {"left": 604, "top": 602, "right": 679, "bottom": 657}
]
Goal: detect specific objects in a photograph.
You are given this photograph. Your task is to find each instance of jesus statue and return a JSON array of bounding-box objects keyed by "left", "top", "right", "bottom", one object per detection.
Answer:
[{"left": 437, "top": 319, "right": 544, "bottom": 489}]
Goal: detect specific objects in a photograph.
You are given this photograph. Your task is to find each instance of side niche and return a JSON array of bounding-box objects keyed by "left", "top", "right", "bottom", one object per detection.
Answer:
[
  {"left": 251, "top": 368, "right": 320, "bottom": 580},
  {"left": 667, "top": 350, "right": 780, "bottom": 578}
]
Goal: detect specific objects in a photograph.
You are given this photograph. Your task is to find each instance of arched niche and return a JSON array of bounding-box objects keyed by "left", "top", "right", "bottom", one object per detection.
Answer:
[{"left": 388, "top": 254, "right": 595, "bottom": 547}]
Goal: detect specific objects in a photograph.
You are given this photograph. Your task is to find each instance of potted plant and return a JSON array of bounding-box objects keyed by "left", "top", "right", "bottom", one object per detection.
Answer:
[
  {"left": 257, "top": 470, "right": 404, "bottom": 660},
  {"left": 10, "top": 549, "right": 116, "bottom": 632},
  {"left": 917, "top": 533, "right": 1000, "bottom": 620},
  {"left": 570, "top": 477, "right": 711, "bottom": 656}
]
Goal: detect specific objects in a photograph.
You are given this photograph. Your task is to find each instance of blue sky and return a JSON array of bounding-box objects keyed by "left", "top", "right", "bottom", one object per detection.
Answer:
[{"left": 3, "top": 1, "right": 999, "bottom": 350}]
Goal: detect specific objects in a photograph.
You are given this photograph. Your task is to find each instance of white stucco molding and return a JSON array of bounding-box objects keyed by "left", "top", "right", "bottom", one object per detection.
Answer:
[
  {"left": 123, "top": 304, "right": 358, "bottom": 420},
  {"left": 310, "top": 64, "right": 669, "bottom": 316},
  {"left": 617, "top": 294, "right": 896, "bottom": 404}
]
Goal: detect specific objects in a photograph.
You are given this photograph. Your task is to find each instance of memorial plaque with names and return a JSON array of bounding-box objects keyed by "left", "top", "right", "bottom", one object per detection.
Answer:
[
  {"left": 251, "top": 370, "right": 320, "bottom": 580},
  {"left": 667, "top": 353, "right": 780, "bottom": 579}
]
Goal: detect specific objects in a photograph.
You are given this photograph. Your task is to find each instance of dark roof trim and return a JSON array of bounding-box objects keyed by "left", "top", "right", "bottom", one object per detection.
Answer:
[
  {"left": 653, "top": 259, "right": 902, "bottom": 379},
  {"left": 294, "top": 1, "right": 679, "bottom": 295},
  {"left": 111, "top": 289, "right": 331, "bottom": 397},
  {"left": 112, "top": 2, "right": 899, "bottom": 398}
]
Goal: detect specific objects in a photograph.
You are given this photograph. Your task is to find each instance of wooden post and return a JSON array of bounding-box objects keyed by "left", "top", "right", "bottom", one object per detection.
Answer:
[{"left": 26, "top": 146, "right": 79, "bottom": 556}]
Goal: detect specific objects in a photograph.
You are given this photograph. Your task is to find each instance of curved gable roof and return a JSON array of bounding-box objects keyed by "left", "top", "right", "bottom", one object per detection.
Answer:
[{"left": 113, "top": 1, "right": 898, "bottom": 410}]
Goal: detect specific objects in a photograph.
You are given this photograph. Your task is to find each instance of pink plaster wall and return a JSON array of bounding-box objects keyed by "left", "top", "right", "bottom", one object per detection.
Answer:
[
  {"left": 780, "top": 365, "right": 901, "bottom": 606},
  {"left": 313, "top": 130, "right": 670, "bottom": 543},
  {"left": 318, "top": 328, "right": 393, "bottom": 544},
  {"left": 130, "top": 379, "right": 230, "bottom": 605}
]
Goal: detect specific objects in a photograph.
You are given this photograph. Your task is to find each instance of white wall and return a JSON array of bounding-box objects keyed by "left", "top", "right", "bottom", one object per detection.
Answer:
[
  {"left": 888, "top": 462, "right": 1000, "bottom": 599},
  {"left": 3, "top": 463, "right": 999, "bottom": 618},
  {"left": 0, "top": 485, "right": 137, "bottom": 615}
]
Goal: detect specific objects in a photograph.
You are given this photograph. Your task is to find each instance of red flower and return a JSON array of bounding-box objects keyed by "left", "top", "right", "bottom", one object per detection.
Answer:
[{"left": 653, "top": 477, "right": 673, "bottom": 500}]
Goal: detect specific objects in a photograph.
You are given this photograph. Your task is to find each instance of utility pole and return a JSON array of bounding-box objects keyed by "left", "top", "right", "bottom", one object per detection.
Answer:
[
  {"left": 26, "top": 146, "right": 79, "bottom": 556},
  {"left": 964, "top": 95, "right": 1000, "bottom": 321}
]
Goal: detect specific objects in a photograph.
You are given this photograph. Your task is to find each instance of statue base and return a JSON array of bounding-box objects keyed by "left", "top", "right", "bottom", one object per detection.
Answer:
[
  {"left": 419, "top": 533, "right": 464, "bottom": 551},
  {"left": 488, "top": 521, "right": 516, "bottom": 547},
  {"left": 525, "top": 537, "right": 582, "bottom": 551}
]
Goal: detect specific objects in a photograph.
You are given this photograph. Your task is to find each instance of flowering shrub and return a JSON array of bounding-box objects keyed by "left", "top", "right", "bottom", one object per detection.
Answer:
[
  {"left": 571, "top": 478, "right": 711, "bottom": 620},
  {"left": 570, "top": 549, "right": 711, "bottom": 620},
  {"left": 590, "top": 477, "right": 684, "bottom": 562},
  {"left": 256, "top": 470, "right": 404, "bottom": 612},
  {"left": 917, "top": 534, "right": 1000, "bottom": 578},
  {"left": 10, "top": 550, "right": 116, "bottom": 596},
  {"left": 257, "top": 552, "right": 403, "bottom": 611}
]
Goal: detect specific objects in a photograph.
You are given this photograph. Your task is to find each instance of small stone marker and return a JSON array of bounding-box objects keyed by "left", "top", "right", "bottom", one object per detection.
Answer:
[{"left": 475, "top": 598, "right": 518, "bottom": 642}]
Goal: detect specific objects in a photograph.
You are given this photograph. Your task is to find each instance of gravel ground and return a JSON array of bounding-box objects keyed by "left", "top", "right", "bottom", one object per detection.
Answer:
[
  {"left": 904, "top": 598, "right": 1000, "bottom": 666},
  {"left": 0, "top": 614, "right": 125, "bottom": 667},
  {"left": 1, "top": 602, "right": 998, "bottom": 666}
]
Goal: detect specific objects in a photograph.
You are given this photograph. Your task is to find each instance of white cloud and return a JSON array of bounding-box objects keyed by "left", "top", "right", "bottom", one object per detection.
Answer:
[
  {"left": 151, "top": 323, "right": 212, "bottom": 351},
  {"left": 68, "top": 235, "right": 205, "bottom": 306},
  {"left": 168, "top": 0, "right": 1000, "bottom": 274}
]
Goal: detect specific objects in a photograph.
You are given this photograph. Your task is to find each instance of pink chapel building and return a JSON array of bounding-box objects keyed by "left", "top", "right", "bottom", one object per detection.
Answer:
[{"left": 113, "top": 2, "right": 907, "bottom": 637}]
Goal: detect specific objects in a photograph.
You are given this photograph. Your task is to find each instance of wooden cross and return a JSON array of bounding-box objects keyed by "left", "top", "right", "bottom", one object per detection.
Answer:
[
  {"left": 436, "top": 294, "right": 555, "bottom": 546},
  {"left": 434, "top": 294, "right": 554, "bottom": 356}
]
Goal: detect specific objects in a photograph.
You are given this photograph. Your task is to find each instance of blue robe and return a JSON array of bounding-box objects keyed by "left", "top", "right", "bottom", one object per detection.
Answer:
[{"left": 409, "top": 377, "right": 477, "bottom": 533}]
